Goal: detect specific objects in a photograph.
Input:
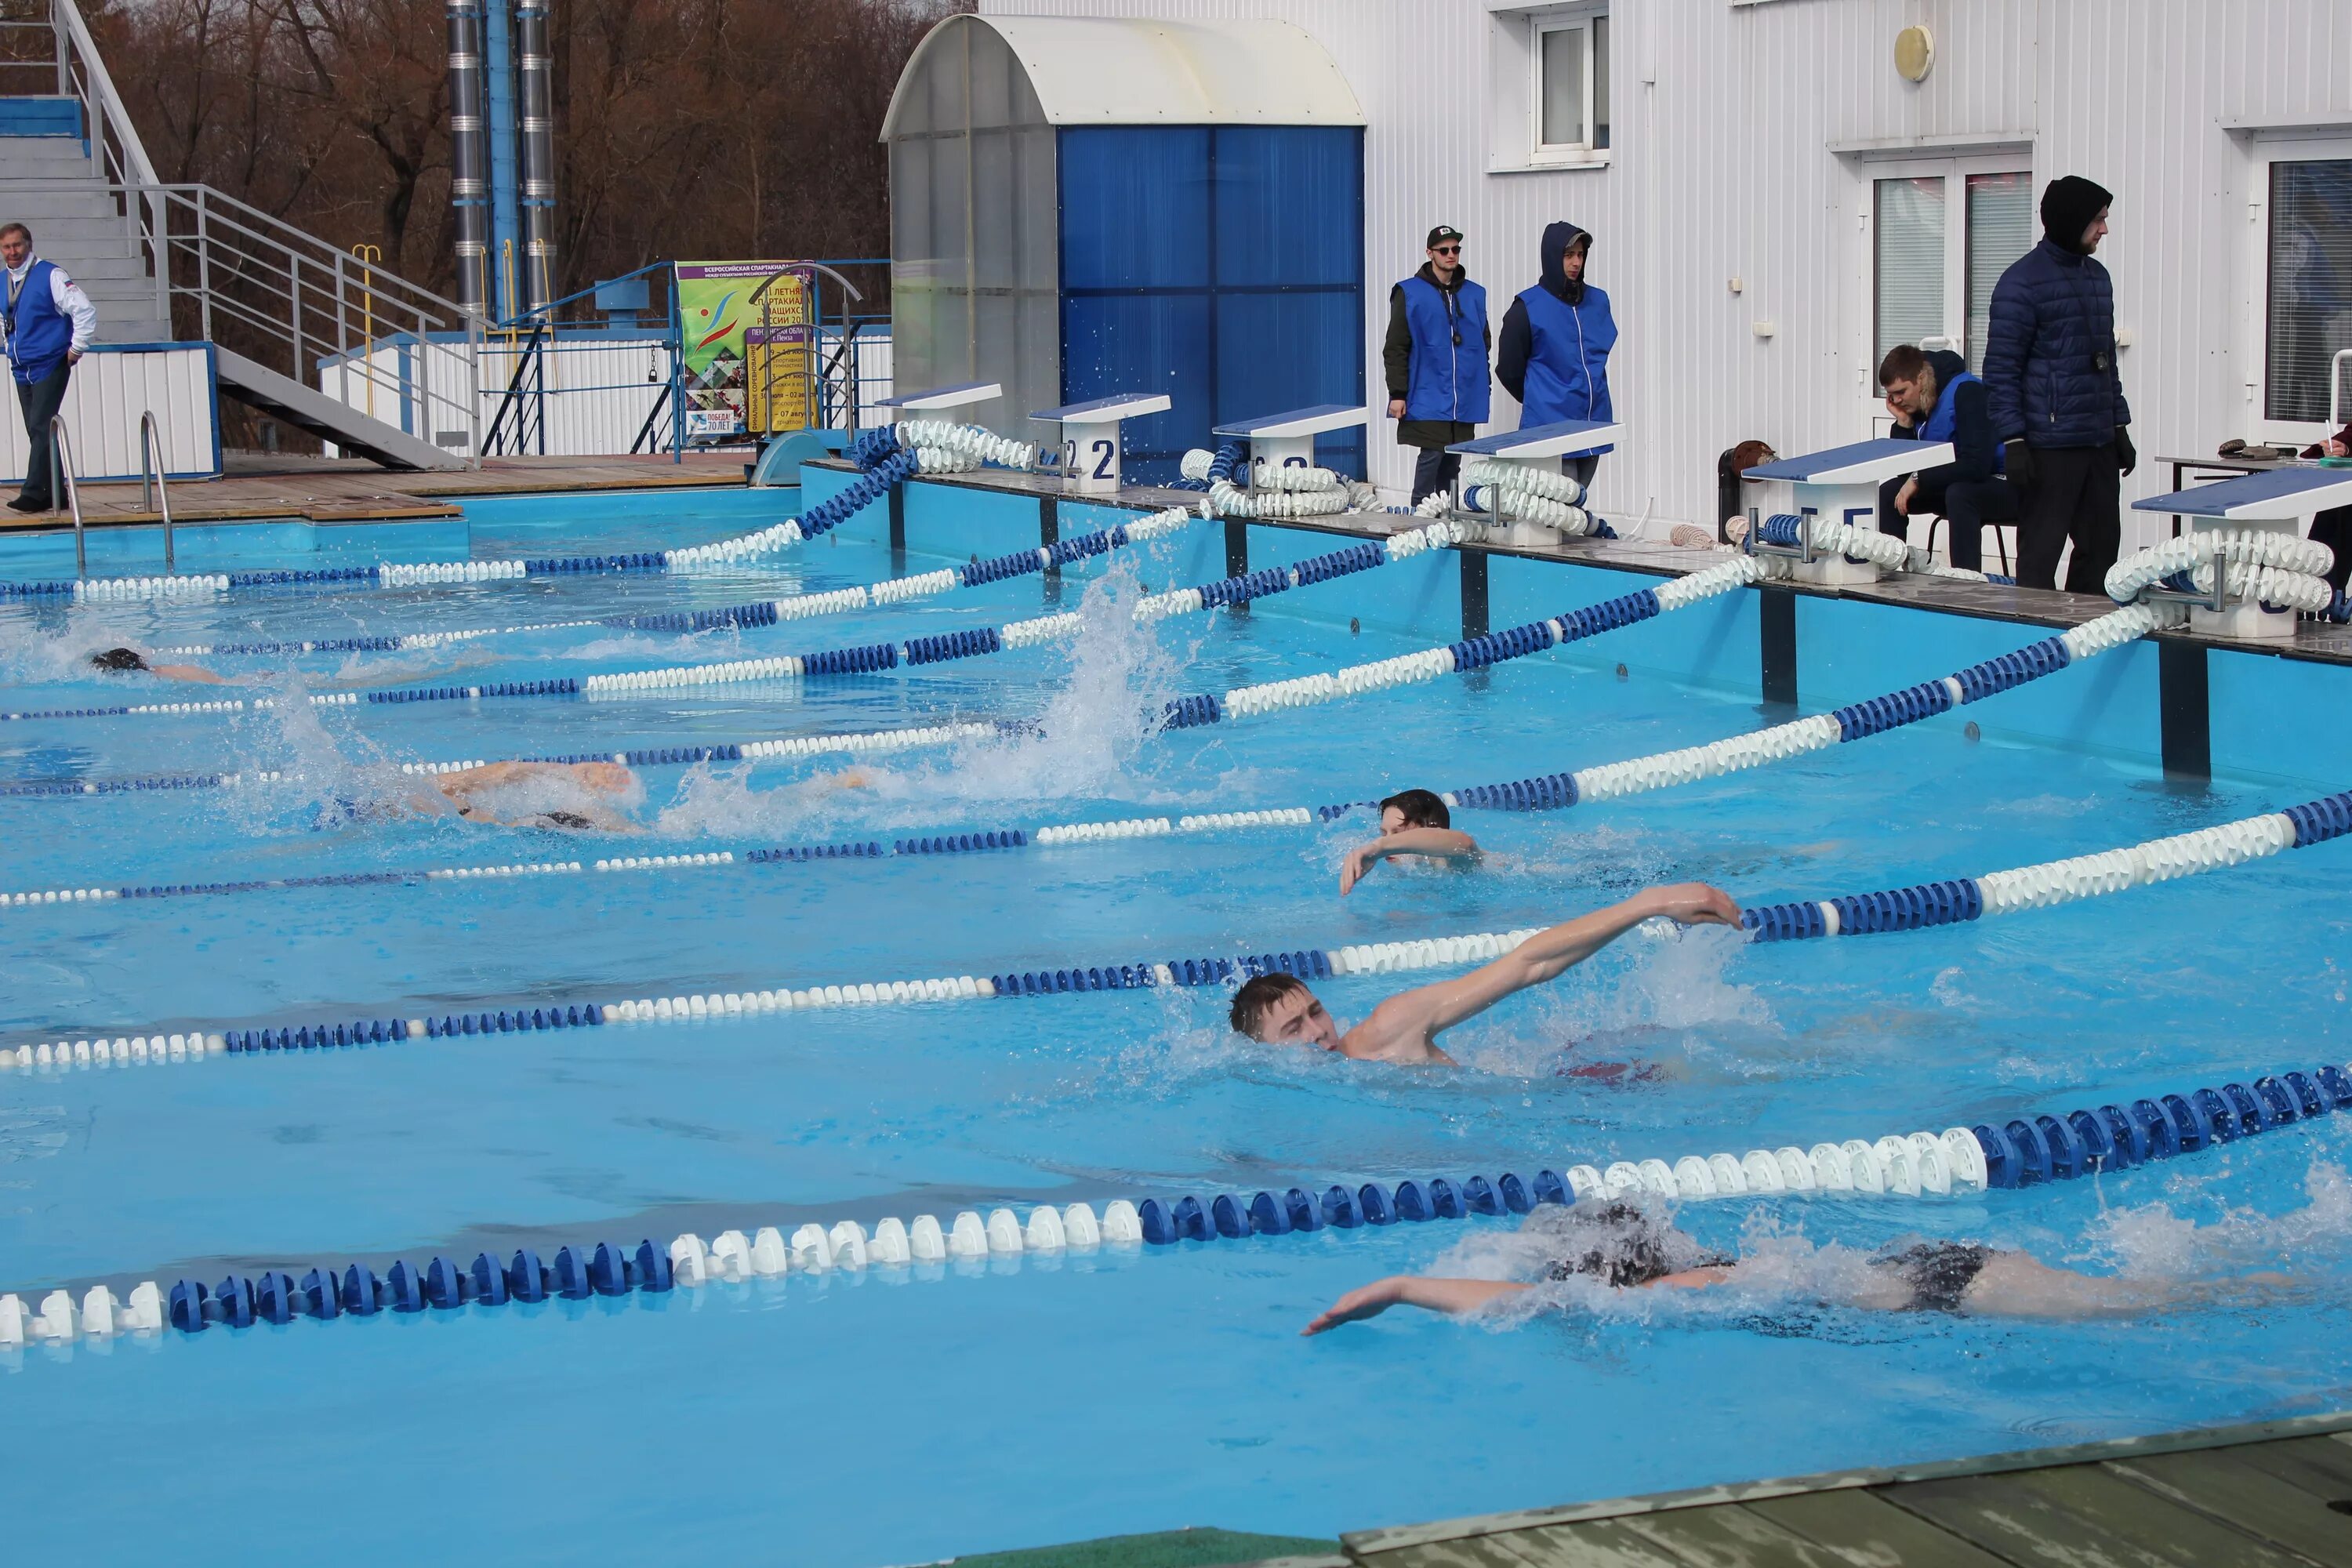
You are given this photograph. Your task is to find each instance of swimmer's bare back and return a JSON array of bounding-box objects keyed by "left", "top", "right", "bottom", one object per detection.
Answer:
[{"left": 430, "top": 760, "right": 640, "bottom": 830}]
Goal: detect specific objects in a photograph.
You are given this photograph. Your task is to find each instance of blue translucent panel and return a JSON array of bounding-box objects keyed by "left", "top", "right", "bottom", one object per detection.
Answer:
[
  {"left": 1216, "top": 289, "right": 1363, "bottom": 476},
  {"left": 1058, "top": 127, "right": 1210, "bottom": 290},
  {"left": 1056, "top": 125, "right": 1364, "bottom": 481},
  {"left": 1213, "top": 126, "right": 1363, "bottom": 289},
  {"left": 1061, "top": 293, "right": 1210, "bottom": 479}
]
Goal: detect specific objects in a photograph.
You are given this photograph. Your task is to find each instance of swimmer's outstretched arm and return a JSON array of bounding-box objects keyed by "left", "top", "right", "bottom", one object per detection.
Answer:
[
  {"left": 1340, "top": 826, "right": 1482, "bottom": 895},
  {"left": 1348, "top": 883, "right": 1739, "bottom": 1055},
  {"left": 1305, "top": 1265, "right": 1735, "bottom": 1334},
  {"left": 1301, "top": 1276, "right": 1530, "bottom": 1334},
  {"left": 149, "top": 662, "right": 227, "bottom": 684}
]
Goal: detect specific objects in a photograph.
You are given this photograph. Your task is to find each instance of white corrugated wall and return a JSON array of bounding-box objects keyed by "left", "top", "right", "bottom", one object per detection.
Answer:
[
  {"left": 0, "top": 347, "right": 219, "bottom": 483},
  {"left": 980, "top": 0, "right": 2352, "bottom": 546}
]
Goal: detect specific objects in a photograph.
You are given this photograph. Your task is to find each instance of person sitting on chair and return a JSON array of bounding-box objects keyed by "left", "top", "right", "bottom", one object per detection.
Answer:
[{"left": 1877, "top": 344, "right": 2020, "bottom": 575}]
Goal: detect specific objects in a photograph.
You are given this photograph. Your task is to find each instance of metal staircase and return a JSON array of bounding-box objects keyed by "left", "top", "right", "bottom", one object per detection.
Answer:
[{"left": 0, "top": 0, "right": 480, "bottom": 470}]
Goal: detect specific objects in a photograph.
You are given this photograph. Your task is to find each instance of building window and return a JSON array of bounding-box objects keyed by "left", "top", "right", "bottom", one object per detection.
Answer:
[
  {"left": 1534, "top": 10, "right": 1608, "bottom": 156},
  {"left": 1871, "top": 163, "right": 2032, "bottom": 376},
  {"left": 1963, "top": 172, "right": 2033, "bottom": 376},
  {"left": 2266, "top": 158, "right": 2352, "bottom": 424}
]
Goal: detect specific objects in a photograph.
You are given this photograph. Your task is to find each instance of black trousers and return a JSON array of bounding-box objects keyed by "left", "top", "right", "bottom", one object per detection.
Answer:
[
  {"left": 1562, "top": 454, "right": 1599, "bottom": 491},
  {"left": 2309, "top": 506, "right": 2352, "bottom": 594},
  {"left": 1876, "top": 474, "right": 2020, "bottom": 573},
  {"left": 14, "top": 360, "right": 71, "bottom": 507},
  {"left": 1410, "top": 447, "right": 1460, "bottom": 504},
  {"left": 2015, "top": 442, "right": 2122, "bottom": 593}
]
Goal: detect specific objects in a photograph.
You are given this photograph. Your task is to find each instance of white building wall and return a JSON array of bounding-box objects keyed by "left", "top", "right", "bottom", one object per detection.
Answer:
[
  {"left": 0, "top": 346, "right": 220, "bottom": 484},
  {"left": 984, "top": 0, "right": 2352, "bottom": 546}
]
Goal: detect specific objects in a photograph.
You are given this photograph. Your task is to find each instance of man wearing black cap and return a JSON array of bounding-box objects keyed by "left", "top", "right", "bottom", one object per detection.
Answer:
[
  {"left": 1983, "top": 176, "right": 2136, "bottom": 592},
  {"left": 1384, "top": 225, "right": 1490, "bottom": 504}
]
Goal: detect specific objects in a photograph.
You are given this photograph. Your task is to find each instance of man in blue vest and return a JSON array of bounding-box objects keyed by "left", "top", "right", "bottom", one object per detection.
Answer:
[
  {"left": 1875, "top": 343, "right": 2018, "bottom": 574},
  {"left": 2, "top": 222, "right": 98, "bottom": 513},
  {"left": 1497, "top": 220, "right": 1617, "bottom": 488},
  {"left": 1382, "top": 225, "right": 1490, "bottom": 504}
]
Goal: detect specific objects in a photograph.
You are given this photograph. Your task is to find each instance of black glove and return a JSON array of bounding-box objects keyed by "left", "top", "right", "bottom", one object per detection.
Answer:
[
  {"left": 2114, "top": 425, "right": 2136, "bottom": 476},
  {"left": 2004, "top": 440, "right": 2036, "bottom": 491}
]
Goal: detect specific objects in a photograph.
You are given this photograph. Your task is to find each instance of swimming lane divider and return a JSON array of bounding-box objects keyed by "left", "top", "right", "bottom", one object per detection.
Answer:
[
  {"left": 1155, "top": 552, "right": 1784, "bottom": 729},
  {"left": 570, "top": 519, "right": 1470, "bottom": 699},
  {"left": 0, "top": 1198, "right": 1145, "bottom": 1352},
  {"left": 0, "top": 422, "right": 1031, "bottom": 608},
  {"left": 151, "top": 507, "right": 1206, "bottom": 659},
  {"left": 14, "top": 1058, "right": 2340, "bottom": 1356},
  {"left": 0, "top": 721, "right": 1006, "bottom": 802},
  {"left": 0, "top": 435, "right": 927, "bottom": 604},
  {"left": 187, "top": 518, "right": 1457, "bottom": 710},
  {"left": 1740, "top": 788, "right": 2352, "bottom": 939}
]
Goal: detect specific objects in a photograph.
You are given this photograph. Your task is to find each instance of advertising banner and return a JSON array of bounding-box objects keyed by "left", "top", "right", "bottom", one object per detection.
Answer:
[{"left": 674, "top": 260, "right": 810, "bottom": 440}]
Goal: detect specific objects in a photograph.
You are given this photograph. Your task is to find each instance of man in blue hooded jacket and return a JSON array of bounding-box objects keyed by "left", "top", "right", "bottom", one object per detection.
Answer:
[
  {"left": 1983, "top": 177, "right": 2134, "bottom": 592},
  {"left": 1497, "top": 221, "right": 1616, "bottom": 488},
  {"left": 1383, "top": 225, "right": 1490, "bottom": 504}
]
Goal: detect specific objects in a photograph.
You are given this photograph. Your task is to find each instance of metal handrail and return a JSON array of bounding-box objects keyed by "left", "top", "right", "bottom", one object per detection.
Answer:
[
  {"left": 46, "top": 414, "right": 82, "bottom": 575},
  {"left": 481, "top": 321, "right": 548, "bottom": 455},
  {"left": 49, "top": 0, "right": 158, "bottom": 187},
  {"left": 138, "top": 410, "right": 172, "bottom": 571},
  {"left": 0, "top": 177, "right": 487, "bottom": 462}
]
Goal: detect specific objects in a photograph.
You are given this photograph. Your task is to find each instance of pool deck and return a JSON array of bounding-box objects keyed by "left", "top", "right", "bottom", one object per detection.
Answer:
[
  {"left": 1268, "top": 1408, "right": 2352, "bottom": 1568},
  {"left": 814, "top": 460, "right": 2352, "bottom": 671},
  {"left": 0, "top": 452, "right": 750, "bottom": 529}
]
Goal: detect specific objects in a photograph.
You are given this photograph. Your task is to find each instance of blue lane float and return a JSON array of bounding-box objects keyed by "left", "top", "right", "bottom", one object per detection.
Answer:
[{"left": 162, "top": 1240, "right": 677, "bottom": 1334}]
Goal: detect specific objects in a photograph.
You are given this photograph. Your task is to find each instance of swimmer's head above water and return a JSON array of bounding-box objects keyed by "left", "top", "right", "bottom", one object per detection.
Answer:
[
  {"left": 1378, "top": 788, "right": 1450, "bottom": 834},
  {"left": 1233, "top": 885, "right": 1740, "bottom": 1067},
  {"left": 1230, "top": 971, "right": 1341, "bottom": 1051},
  {"left": 89, "top": 647, "right": 150, "bottom": 672}
]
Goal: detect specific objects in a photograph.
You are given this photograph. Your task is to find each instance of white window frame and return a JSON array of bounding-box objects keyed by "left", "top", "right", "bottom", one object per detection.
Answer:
[
  {"left": 1846, "top": 150, "right": 2035, "bottom": 432},
  {"left": 1530, "top": 10, "right": 1603, "bottom": 158},
  {"left": 2245, "top": 132, "right": 2352, "bottom": 445}
]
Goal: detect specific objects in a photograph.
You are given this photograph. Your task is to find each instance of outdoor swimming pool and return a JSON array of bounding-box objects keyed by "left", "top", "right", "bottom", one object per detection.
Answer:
[{"left": 3, "top": 473, "right": 2350, "bottom": 1563}]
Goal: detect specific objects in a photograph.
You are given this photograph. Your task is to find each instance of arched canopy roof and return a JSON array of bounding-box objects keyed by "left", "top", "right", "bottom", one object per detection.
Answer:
[{"left": 880, "top": 13, "right": 1363, "bottom": 139}]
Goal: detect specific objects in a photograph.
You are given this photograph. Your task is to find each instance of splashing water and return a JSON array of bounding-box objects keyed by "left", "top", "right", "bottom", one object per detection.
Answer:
[{"left": 916, "top": 556, "right": 1192, "bottom": 805}]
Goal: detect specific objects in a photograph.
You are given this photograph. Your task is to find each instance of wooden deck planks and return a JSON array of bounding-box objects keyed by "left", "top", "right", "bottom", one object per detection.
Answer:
[
  {"left": 1884, "top": 1462, "right": 2322, "bottom": 1568},
  {"left": 1333, "top": 1417, "right": 2352, "bottom": 1568},
  {"left": 1744, "top": 1489, "right": 2015, "bottom": 1567},
  {"left": 2105, "top": 1443, "right": 2352, "bottom": 1563}
]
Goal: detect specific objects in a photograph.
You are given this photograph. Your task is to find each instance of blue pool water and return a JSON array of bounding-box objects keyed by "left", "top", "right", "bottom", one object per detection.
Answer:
[{"left": 3, "top": 483, "right": 2351, "bottom": 1561}]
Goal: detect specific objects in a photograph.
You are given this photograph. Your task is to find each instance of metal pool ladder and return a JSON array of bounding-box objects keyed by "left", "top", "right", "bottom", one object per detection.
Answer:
[
  {"left": 139, "top": 410, "right": 174, "bottom": 572},
  {"left": 46, "top": 413, "right": 85, "bottom": 575}
]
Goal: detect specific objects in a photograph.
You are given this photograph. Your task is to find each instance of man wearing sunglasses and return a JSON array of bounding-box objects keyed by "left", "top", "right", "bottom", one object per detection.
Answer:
[{"left": 1383, "top": 225, "right": 1490, "bottom": 504}]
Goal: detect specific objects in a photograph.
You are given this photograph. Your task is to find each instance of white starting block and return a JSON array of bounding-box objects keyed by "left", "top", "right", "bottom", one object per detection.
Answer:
[
  {"left": 1740, "top": 438, "right": 1951, "bottom": 586},
  {"left": 1212, "top": 403, "right": 1367, "bottom": 491},
  {"left": 1447, "top": 419, "right": 1624, "bottom": 547},
  {"left": 2132, "top": 467, "right": 2352, "bottom": 641},
  {"left": 876, "top": 381, "right": 1003, "bottom": 416},
  {"left": 1031, "top": 394, "right": 1172, "bottom": 495}
]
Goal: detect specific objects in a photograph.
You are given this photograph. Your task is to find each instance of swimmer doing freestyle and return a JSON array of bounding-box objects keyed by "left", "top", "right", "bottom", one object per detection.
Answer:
[
  {"left": 1339, "top": 789, "right": 1482, "bottom": 895},
  {"left": 88, "top": 647, "right": 224, "bottom": 684},
  {"left": 1230, "top": 882, "right": 1740, "bottom": 1065},
  {"left": 1303, "top": 1200, "right": 2298, "bottom": 1333}
]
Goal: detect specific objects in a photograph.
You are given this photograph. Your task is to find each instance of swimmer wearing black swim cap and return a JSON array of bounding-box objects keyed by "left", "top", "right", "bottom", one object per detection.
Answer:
[
  {"left": 88, "top": 647, "right": 226, "bottom": 684},
  {"left": 1302, "top": 1199, "right": 2296, "bottom": 1333}
]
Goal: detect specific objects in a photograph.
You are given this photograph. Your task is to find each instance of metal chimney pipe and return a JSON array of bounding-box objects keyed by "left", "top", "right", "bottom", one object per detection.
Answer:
[
  {"left": 514, "top": 0, "right": 556, "bottom": 313},
  {"left": 445, "top": 0, "right": 489, "bottom": 317}
]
